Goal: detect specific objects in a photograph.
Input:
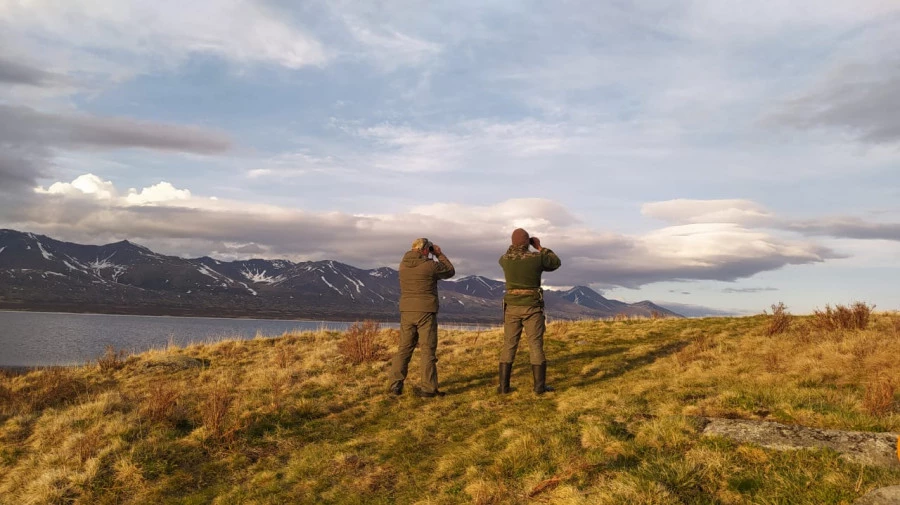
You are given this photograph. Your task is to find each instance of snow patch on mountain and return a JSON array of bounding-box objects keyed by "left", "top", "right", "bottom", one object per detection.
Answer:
[
  {"left": 368, "top": 267, "right": 395, "bottom": 278},
  {"left": 63, "top": 259, "right": 90, "bottom": 275},
  {"left": 341, "top": 273, "right": 364, "bottom": 292},
  {"left": 321, "top": 276, "right": 343, "bottom": 295},
  {"left": 34, "top": 238, "right": 55, "bottom": 261},
  {"left": 241, "top": 267, "right": 285, "bottom": 285},
  {"left": 0, "top": 247, "right": 5, "bottom": 255},
  {"left": 89, "top": 253, "right": 127, "bottom": 281},
  {"left": 197, "top": 264, "right": 233, "bottom": 285},
  {"left": 239, "top": 281, "right": 257, "bottom": 296}
]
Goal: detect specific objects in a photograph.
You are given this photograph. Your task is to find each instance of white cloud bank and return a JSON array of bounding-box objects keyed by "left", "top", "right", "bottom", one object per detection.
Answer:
[
  {"left": 35, "top": 174, "right": 192, "bottom": 205},
  {"left": 8, "top": 174, "right": 842, "bottom": 288}
]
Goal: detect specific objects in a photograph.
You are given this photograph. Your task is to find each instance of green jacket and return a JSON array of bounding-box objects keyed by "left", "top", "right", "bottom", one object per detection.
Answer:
[
  {"left": 499, "top": 245, "right": 561, "bottom": 306},
  {"left": 398, "top": 250, "right": 455, "bottom": 313}
]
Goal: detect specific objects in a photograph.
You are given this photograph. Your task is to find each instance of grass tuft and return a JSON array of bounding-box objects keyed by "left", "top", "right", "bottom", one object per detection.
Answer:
[{"left": 863, "top": 373, "right": 895, "bottom": 417}]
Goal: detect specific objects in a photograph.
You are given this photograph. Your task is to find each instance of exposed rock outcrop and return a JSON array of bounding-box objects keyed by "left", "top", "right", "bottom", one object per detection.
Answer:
[
  {"left": 701, "top": 417, "right": 898, "bottom": 468},
  {"left": 855, "top": 486, "right": 900, "bottom": 505}
]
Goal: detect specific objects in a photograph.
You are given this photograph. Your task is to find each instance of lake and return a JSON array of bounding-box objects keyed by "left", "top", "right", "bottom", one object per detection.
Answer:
[{"left": 0, "top": 311, "right": 494, "bottom": 368}]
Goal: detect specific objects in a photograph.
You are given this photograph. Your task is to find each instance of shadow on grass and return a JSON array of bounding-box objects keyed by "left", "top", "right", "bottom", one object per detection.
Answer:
[{"left": 434, "top": 339, "right": 689, "bottom": 395}]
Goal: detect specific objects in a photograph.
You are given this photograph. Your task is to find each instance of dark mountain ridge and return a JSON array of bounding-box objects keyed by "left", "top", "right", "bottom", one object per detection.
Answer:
[{"left": 0, "top": 229, "right": 682, "bottom": 322}]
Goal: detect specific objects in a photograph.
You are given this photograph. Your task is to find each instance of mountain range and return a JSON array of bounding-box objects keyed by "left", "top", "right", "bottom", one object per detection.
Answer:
[{"left": 0, "top": 229, "right": 683, "bottom": 322}]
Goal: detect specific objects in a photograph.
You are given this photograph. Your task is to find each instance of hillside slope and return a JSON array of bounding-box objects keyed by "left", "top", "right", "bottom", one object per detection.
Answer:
[{"left": 2, "top": 313, "right": 900, "bottom": 503}]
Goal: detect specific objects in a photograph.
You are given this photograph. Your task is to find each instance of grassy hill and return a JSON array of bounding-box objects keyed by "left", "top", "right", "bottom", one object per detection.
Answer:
[{"left": 2, "top": 310, "right": 900, "bottom": 504}]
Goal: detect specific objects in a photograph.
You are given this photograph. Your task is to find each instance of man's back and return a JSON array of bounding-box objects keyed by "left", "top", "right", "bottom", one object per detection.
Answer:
[
  {"left": 399, "top": 250, "right": 455, "bottom": 312},
  {"left": 499, "top": 245, "right": 561, "bottom": 306}
]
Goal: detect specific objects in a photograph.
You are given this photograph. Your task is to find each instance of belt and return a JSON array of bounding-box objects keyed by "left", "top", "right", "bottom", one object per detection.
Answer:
[{"left": 507, "top": 288, "right": 542, "bottom": 295}]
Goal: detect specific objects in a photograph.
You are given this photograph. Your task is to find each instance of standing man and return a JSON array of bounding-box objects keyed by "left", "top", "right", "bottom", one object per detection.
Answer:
[
  {"left": 498, "top": 228, "right": 561, "bottom": 395},
  {"left": 389, "top": 238, "right": 456, "bottom": 397}
]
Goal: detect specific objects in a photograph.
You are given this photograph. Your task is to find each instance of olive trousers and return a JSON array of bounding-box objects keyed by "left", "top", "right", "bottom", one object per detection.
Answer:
[
  {"left": 390, "top": 311, "right": 439, "bottom": 393},
  {"left": 500, "top": 304, "right": 546, "bottom": 365}
]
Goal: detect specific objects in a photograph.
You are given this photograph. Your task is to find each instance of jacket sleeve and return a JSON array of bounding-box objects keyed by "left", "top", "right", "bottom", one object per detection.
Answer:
[
  {"left": 540, "top": 248, "right": 561, "bottom": 272},
  {"left": 432, "top": 253, "right": 456, "bottom": 279}
]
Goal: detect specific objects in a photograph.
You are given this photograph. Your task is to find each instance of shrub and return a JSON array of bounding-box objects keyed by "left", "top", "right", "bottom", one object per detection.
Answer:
[
  {"left": 338, "top": 320, "right": 385, "bottom": 365},
  {"left": 812, "top": 302, "right": 874, "bottom": 331},
  {"left": 97, "top": 345, "right": 128, "bottom": 373},
  {"left": 764, "top": 302, "right": 791, "bottom": 336}
]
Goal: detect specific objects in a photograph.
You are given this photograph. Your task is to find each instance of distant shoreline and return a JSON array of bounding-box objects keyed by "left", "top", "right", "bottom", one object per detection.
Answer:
[{"left": 0, "top": 303, "right": 499, "bottom": 324}]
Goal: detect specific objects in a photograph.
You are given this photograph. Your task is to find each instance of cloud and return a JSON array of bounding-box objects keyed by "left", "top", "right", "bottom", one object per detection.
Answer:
[
  {"left": 0, "top": 56, "right": 63, "bottom": 86},
  {"left": 0, "top": 105, "right": 232, "bottom": 191},
  {"left": 642, "top": 199, "right": 775, "bottom": 226},
  {"left": 771, "top": 60, "right": 900, "bottom": 145},
  {"left": 34, "top": 174, "right": 192, "bottom": 205},
  {"left": 6, "top": 175, "right": 838, "bottom": 288},
  {"left": 341, "top": 18, "right": 442, "bottom": 70},
  {"left": 322, "top": 119, "right": 570, "bottom": 174},
  {"left": 785, "top": 217, "right": 900, "bottom": 241},
  {"left": 722, "top": 287, "right": 778, "bottom": 294},
  {"left": 1, "top": 105, "right": 232, "bottom": 154},
  {"left": 0, "top": 0, "right": 328, "bottom": 71}
]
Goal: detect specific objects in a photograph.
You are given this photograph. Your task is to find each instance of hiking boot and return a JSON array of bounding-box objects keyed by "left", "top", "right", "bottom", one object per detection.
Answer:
[
  {"left": 389, "top": 380, "right": 404, "bottom": 396},
  {"left": 497, "top": 362, "right": 512, "bottom": 394},
  {"left": 532, "top": 363, "right": 554, "bottom": 395},
  {"left": 414, "top": 387, "right": 446, "bottom": 398}
]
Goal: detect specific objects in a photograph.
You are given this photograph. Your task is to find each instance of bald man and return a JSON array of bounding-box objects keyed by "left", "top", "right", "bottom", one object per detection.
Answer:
[{"left": 498, "top": 228, "right": 561, "bottom": 394}]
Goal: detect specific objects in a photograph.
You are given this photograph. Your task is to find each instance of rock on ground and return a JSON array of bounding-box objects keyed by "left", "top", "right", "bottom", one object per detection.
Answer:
[
  {"left": 701, "top": 417, "right": 898, "bottom": 468},
  {"left": 855, "top": 486, "right": 900, "bottom": 505}
]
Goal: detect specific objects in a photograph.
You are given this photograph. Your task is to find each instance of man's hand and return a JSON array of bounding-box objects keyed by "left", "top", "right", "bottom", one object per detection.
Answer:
[
  {"left": 530, "top": 237, "right": 542, "bottom": 251},
  {"left": 431, "top": 244, "right": 443, "bottom": 256}
]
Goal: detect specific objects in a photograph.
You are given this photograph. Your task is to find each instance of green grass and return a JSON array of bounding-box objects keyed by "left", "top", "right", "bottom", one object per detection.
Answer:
[{"left": 2, "top": 313, "right": 900, "bottom": 503}]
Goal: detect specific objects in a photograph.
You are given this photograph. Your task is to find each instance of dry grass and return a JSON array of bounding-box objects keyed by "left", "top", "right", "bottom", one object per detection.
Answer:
[
  {"left": 863, "top": 374, "right": 895, "bottom": 417},
  {"left": 139, "top": 385, "right": 181, "bottom": 424},
  {"left": 200, "top": 379, "right": 236, "bottom": 442},
  {"left": 3, "top": 313, "right": 900, "bottom": 503}
]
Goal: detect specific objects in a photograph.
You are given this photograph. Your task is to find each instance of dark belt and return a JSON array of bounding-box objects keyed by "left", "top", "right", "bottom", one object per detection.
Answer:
[{"left": 507, "top": 288, "right": 541, "bottom": 295}]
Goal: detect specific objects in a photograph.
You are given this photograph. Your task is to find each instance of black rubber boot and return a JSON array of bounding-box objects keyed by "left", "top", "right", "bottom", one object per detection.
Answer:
[
  {"left": 497, "top": 362, "right": 512, "bottom": 394},
  {"left": 531, "top": 363, "right": 554, "bottom": 395},
  {"left": 389, "top": 380, "right": 404, "bottom": 396}
]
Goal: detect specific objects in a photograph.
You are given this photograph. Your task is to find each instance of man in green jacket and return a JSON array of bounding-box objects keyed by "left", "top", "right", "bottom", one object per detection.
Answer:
[
  {"left": 498, "top": 228, "right": 561, "bottom": 395},
  {"left": 389, "top": 238, "right": 456, "bottom": 397}
]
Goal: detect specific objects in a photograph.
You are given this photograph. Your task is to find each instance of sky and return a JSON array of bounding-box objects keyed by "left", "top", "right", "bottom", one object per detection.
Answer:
[{"left": 1, "top": 0, "right": 899, "bottom": 315}]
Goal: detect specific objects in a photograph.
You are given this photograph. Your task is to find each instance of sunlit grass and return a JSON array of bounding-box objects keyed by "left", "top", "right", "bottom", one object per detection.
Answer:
[{"left": 2, "top": 313, "right": 900, "bottom": 503}]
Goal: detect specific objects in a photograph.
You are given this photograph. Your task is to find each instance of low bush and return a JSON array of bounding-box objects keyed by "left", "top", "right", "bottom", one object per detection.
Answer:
[
  {"left": 338, "top": 320, "right": 385, "bottom": 365},
  {"left": 764, "top": 302, "right": 791, "bottom": 336},
  {"left": 97, "top": 345, "right": 128, "bottom": 373},
  {"left": 812, "top": 302, "right": 874, "bottom": 331}
]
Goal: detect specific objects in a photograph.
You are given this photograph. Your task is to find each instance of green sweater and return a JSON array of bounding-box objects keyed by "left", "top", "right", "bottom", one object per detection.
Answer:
[{"left": 499, "top": 245, "right": 561, "bottom": 306}]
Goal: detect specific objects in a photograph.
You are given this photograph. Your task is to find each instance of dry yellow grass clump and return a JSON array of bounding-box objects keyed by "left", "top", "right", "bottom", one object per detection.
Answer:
[{"left": 2, "top": 311, "right": 900, "bottom": 504}]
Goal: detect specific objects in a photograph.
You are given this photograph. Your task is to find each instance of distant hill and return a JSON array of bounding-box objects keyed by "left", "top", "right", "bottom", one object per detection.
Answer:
[{"left": 0, "top": 229, "right": 684, "bottom": 321}]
